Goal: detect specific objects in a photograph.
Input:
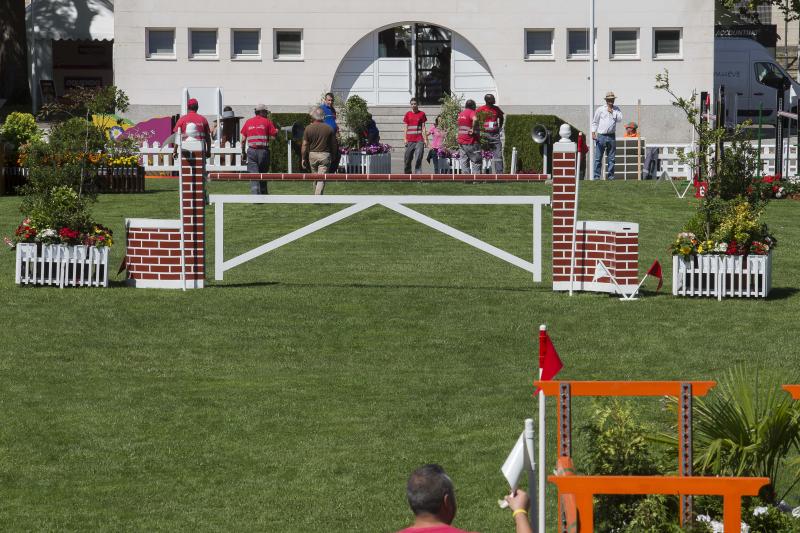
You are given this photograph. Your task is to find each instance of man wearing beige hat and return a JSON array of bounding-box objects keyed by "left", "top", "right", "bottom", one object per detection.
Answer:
[{"left": 591, "top": 91, "right": 623, "bottom": 180}]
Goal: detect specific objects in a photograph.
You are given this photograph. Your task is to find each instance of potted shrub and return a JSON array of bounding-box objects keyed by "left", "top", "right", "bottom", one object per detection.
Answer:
[{"left": 657, "top": 70, "right": 777, "bottom": 299}]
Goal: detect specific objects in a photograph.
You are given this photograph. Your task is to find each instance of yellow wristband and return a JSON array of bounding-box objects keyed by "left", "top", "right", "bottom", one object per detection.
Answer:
[{"left": 512, "top": 509, "right": 528, "bottom": 518}]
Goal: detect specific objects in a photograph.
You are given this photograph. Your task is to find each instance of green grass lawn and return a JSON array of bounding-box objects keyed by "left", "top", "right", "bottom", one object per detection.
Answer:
[{"left": 1, "top": 178, "right": 799, "bottom": 531}]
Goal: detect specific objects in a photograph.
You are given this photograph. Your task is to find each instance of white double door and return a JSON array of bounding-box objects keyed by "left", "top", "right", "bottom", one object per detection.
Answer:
[{"left": 333, "top": 24, "right": 496, "bottom": 106}]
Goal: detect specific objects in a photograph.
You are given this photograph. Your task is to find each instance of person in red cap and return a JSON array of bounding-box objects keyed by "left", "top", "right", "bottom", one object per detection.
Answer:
[
  {"left": 173, "top": 98, "right": 211, "bottom": 149},
  {"left": 240, "top": 104, "right": 278, "bottom": 194}
]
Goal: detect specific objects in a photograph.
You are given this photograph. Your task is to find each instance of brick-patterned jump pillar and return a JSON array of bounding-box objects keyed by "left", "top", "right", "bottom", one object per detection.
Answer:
[
  {"left": 125, "top": 142, "right": 205, "bottom": 289},
  {"left": 551, "top": 126, "right": 640, "bottom": 295},
  {"left": 551, "top": 130, "right": 579, "bottom": 290}
]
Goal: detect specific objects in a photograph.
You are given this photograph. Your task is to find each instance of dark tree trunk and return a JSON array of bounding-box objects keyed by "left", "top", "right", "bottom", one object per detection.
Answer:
[{"left": 0, "top": 0, "right": 31, "bottom": 104}]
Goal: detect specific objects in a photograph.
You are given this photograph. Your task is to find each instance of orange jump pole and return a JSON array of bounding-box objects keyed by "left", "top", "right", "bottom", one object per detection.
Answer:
[
  {"left": 534, "top": 380, "right": 716, "bottom": 525},
  {"left": 548, "top": 475, "right": 768, "bottom": 533}
]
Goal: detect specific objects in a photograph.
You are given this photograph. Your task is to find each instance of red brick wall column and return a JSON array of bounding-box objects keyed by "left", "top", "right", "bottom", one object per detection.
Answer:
[
  {"left": 125, "top": 145, "right": 206, "bottom": 289},
  {"left": 180, "top": 148, "right": 205, "bottom": 286},
  {"left": 551, "top": 138, "right": 579, "bottom": 287}
]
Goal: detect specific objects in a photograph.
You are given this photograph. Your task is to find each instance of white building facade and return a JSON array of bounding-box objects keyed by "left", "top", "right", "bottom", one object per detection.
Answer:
[{"left": 110, "top": 1, "right": 713, "bottom": 142}]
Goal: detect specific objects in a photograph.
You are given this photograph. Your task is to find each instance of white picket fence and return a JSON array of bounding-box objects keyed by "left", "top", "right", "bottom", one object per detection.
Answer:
[
  {"left": 435, "top": 157, "right": 493, "bottom": 174},
  {"left": 338, "top": 152, "right": 391, "bottom": 174},
  {"left": 15, "top": 243, "right": 110, "bottom": 288},
  {"left": 139, "top": 141, "right": 246, "bottom": 172},
  {"left": 672, "top": 253, "right": 772, "bottom": 300},
  {"left": 651, "top": 141, "right": 800, "bottom": 179}
]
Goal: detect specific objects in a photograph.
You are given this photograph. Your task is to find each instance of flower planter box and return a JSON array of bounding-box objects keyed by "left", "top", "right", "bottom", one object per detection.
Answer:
[
  {"left": 672, "top": 253, "right": 772, "bottom": 300},
  {"left": 1, "top": 166, "right": 29, "bottom": 195},
  {"left": 97, "top": 165, "right": 146, "bottom": 193},
  {"left": 338, "top": 152, "right": 391, "bottom": 174},
  {"left": 1, "top": 165, "right": 144, "bottom": 195},
  {"left": 15, "top": 243, "right": 110, "bottom": 288}
]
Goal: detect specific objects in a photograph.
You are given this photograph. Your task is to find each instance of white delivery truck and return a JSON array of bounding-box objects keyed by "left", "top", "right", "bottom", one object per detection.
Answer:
[{"left": 715, "top": 37, "right": 800, "bottom": 124}]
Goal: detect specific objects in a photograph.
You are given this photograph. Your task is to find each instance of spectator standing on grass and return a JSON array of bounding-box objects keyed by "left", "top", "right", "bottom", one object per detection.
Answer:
[
  {"left": 476, "top": 94, "right": 505, "bottom": 173},
  {"left": 591, "top": 90, "right": 622, "bottom": 180},
  {"left": 427, "top": 116, "right": 445, "bottom": 173},
  {"left": 173, "top": 98, "right": 211, "bottom": 148},
  {"left": 320, "top": 92, "right": 341, "bottom": 172},
  {"left": 457, "top": 100, "right": 481, "bottom": 174},
  {"left": 403, "top": 98, "right": 429, "bottom": 174},
  {"left": 302, "top": 106, "right": 337, "bottom": 195},
  {"left": 395, "top": 464, "right": 533, "bottom": 533},
  {"left": 240, "top": 104, "right": 278, "bottom": 194}
]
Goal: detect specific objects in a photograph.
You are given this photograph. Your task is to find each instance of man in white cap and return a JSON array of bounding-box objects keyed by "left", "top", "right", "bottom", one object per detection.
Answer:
[
  {"left": 240, "top": 104, "right": 278, "bottom": 194},
  {"left": 590, "top": 91, "right": 623, "bottom": 180}
]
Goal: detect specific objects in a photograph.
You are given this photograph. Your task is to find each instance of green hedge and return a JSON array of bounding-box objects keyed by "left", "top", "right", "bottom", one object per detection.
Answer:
[
  {"left": 268, "top": 113, "right": 312, "bottom": 173},
  {"left": 503, "top": 114, "right": 580, "bottom": 173}
]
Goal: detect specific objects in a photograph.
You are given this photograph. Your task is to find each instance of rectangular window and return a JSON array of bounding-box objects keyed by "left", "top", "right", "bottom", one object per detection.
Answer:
[
  {"left": 232, "top": 29, "right": 261, "bottom": 59},
  {"left": 610, "top": 29, "right": 639, "bottom": 59},
  {"left": 654, "top": 28, "right": 682, "bottom": 58},
  {"left": 274, "top": 29, "right": 303, "bottom": 60},
  {"left": 567, "top": 28, "right": 596, "bottom": 59},
  {"left": 190, "top": 29, "right": 218, "bottom": 59},
  {"left": 525, "top": 29, "right": 553, "bottom": 59},
  {"left": 146, "top": 28, "right": 175, "bottom": 59}
]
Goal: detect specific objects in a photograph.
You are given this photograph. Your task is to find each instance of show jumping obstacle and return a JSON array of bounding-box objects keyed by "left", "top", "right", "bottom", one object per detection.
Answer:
[{"left": 125, "top": 125, "right": 642, "bottom": 295}]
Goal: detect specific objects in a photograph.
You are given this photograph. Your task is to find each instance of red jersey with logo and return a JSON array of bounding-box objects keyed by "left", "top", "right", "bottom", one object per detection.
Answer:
[
  {"left": 173, "top": 111, "right": 211, "bottom": 137},
  {"left": 240, "top": 116, "right": 278, "bottom": 149},
  {"left": 404, "top": 111, "right": 427, "bottom": 142},
  {"left": 457, "top": 109, "right": 478, "bottom": 145},
  {"left": 476, "top": 104, "right": 504, "bottom": 133}
]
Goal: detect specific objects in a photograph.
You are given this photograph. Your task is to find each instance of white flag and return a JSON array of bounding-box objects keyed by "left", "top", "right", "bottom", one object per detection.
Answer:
[
  {"left": 592, "top": 260, "right": 612, "bottom": 282},
  {"left": 501, "top": 432, "right": 528, "bottom": 491}
]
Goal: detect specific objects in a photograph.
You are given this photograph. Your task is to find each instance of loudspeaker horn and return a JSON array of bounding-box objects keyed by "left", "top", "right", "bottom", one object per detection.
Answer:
[{"left": 531, "top": 124, "right": 549, "bottom": 144}]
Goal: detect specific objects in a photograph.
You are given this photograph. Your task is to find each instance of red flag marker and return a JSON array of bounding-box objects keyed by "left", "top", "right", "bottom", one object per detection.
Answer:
[
  {"left": 646, "top": 260, "right": 663, "bottom": 292},
  {"left": 538, "top": 327, "right": 563, "bottom": 382}
]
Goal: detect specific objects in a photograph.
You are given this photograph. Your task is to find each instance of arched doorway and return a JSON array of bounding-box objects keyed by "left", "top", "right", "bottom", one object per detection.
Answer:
[{"left": 332, "top": 23, "right": 497, "bottom": 106}]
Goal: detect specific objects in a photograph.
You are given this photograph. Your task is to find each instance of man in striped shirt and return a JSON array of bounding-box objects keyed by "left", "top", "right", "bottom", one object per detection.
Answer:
[
  {"left": 403, "top": 98, "right": 429, "bottom": 174},
  {"left": 240, "top": 104, "right": 278, "bottom": 194}
]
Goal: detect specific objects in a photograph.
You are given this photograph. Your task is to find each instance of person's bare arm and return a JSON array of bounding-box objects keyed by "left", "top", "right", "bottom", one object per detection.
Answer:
[
  {"left": 423, "top": 122, "right": 430, "bottom": 146},
  {"left": 301, "top": 139, "right": 309, "bottom": 169},
  {"left": 505, "top": 490, "right": 533, "bottom": 533}
]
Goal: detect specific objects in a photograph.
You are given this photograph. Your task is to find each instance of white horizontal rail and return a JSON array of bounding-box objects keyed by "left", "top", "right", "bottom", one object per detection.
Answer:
[{"left": 210, "top": 194, "right": 550, "bottom": 206}]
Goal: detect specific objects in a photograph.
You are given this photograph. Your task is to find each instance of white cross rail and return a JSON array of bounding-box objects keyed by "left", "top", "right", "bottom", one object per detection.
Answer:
[{"left": 209, "top": 194, "right": 550, "bottom": 283}]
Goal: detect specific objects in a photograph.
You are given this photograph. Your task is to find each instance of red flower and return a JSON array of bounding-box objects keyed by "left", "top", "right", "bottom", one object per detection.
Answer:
[
  {"left": 726, "top": 240, "right": 738, "bottom": 255},
  {"left": 58, "top": 227, "right": 80, "bottom": 241}
]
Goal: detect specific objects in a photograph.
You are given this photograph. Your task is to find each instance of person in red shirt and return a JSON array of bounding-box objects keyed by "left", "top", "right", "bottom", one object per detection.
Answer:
[
  {"left": 240, "top": 103, "right": 278, "bottom": 194},
  {"left": 476, "top": 94, "right": 505, "bottom": 173},
  {"left": 173, "top": 98, "right": 211, "bottom": 150},
  {"left": 457, "top": 100, "right": 481, "bottom": 174},
  {"left": 403, "top": 98, "right": 429, "bottom": 174},
  {"left": 395, "top": 464, "right": 533, "bottom": 533}
]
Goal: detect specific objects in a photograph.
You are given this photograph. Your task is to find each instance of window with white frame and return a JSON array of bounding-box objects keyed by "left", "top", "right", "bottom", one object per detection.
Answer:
[
  {"left": 232, "top": 29, "right": 261, "bottom": 59},
  {"left": 525, "top": 29, "right": 553, "bottom": 59},
  {"left": 610, "top": 29, "right": 639, "bottom": 59},
  {"left": 189, "top": 29, "right": 218, "bottom": 59},
  {"left": 274, "top": 29, "right": 303, "bottom": 60},
  {"left": 653, "top": 28, "right": 682, "bottom": 59},
  {"left": 567, "top": 28, "right": 597, "bottom": 59},
  {"left": 146, "top": 28, "right": 175, "bottom": 59}
]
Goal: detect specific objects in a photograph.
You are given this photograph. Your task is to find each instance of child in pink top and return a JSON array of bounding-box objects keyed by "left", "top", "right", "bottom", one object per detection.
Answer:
[{"left": 427, "top": 116, "right": 446, "bottom": 173}]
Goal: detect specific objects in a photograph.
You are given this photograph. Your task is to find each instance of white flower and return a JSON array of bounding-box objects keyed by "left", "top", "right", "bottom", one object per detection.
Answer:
[
  {"left": 752, "top": 506, "right": 768, "bottom": 516},
  {"left": 715, "top": 242, "right": 728, "bottom": 253},
  {"left": 41, "top": 228, "right": 57, "bottom": 238}
]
